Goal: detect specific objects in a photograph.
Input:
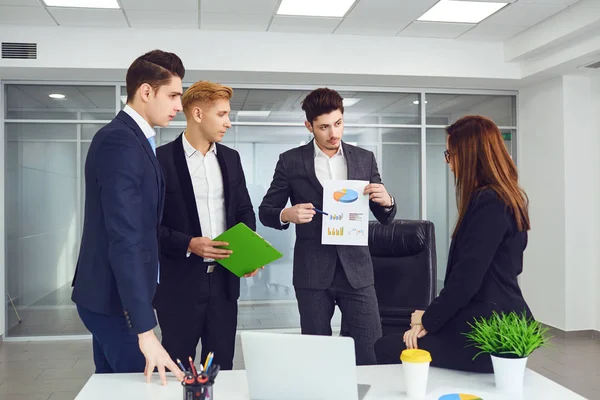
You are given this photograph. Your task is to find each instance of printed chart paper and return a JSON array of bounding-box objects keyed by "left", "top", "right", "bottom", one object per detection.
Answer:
[{"left": 321, "top": 180, "right": 369, "bottom": 246}]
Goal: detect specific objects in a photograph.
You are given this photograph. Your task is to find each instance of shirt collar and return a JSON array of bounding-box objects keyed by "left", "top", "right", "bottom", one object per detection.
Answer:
[
  {"left": 182, "top": 131, "right": 217, "bottom": 158},
  {"left": 123, "top": 105, "right": 156, "bottom": 139},
  {"left": 313, "top": 139, "right": 343, "bottom": 159}
]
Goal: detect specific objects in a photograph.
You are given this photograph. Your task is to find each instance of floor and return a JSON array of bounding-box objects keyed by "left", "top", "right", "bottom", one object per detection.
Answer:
[{"left": 1, "top": 332, "right": 599, "bottom": 399}]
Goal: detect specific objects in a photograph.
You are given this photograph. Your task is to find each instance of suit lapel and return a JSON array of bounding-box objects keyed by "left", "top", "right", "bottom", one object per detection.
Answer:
[
  {"left": 303, "top": 140, "right": 323, "bottom": 196},
  {"left": 342, "top": 141, "right": 358, "bottom": 180},
  {"left": 115, "top": 111, "right": 164, "bottom": 218},
  {"left": 215, "top": 144, "right": 231, "bottom": 223},
  {"left": 173, "top": 134, "right": 202, "bottom": 236}
]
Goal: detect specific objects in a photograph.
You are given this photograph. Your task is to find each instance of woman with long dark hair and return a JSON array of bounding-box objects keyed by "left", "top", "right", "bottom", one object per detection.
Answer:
[{"left": 375, "top": 115, "right": 533, "bottom": 372}]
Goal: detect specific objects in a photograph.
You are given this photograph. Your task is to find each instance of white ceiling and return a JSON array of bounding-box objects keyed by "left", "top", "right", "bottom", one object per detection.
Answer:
[{"left": 0, "top": 0, "right": 581, "bottom": 41}]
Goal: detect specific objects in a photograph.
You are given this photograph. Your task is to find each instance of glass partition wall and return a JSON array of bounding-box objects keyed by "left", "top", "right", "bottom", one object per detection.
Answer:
[{"left": 2, "top": 83, "right": 517, "bottom": 337}]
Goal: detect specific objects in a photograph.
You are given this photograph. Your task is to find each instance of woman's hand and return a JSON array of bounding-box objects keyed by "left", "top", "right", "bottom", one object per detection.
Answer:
[
  {"left": 411, "top": 310, "right": 425, "bottom": 326},
  {"left": 403, "top": 325, "right": 428, "bottom": 350}
]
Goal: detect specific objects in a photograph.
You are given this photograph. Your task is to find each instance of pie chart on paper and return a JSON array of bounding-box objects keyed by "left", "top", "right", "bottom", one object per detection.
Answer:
[
  {"left": 333, "top": 188, "right": 359, "bottom": 203},
  {"left": 439, "top": 394, "right": 483, "bottom": 400}
]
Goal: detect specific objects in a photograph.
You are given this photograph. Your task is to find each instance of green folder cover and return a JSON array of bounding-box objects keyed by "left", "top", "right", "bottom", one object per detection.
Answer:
[{"left": 213, "top": 223, "right": 283, "bottom": 277}]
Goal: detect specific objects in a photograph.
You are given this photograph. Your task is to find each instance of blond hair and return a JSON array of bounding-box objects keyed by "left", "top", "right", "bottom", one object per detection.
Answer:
[{"left": 182, "top": 81, "right": 233, "bottom": 118}]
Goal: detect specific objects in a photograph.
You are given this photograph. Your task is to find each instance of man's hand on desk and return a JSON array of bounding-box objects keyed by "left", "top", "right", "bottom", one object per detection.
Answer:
[
  {"left": 363, "top": 184, "right": 393, "bottom": 207},
  {"left": 138, "top": 330, "right": 184, "bottom": 385},
  {"left": 281, "top": 203, "right": 315, "bottom": 224},
  {"left": 244, "top": 266, "right": 264, "bottom": 278},
  {"left": 188, "top": 237, "right": 232, "bottom": 259}
]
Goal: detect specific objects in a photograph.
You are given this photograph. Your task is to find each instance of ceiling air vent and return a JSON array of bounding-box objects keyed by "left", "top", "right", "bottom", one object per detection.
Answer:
[
  {"left": 2, "top": 42, "right": 37, "bottom": 59},
  {"left": 582, "top": 60, "right": 600, "bottom": 69}
]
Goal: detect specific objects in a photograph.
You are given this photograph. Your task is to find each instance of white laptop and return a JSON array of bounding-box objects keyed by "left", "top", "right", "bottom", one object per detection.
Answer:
[{"left": 241, "top": 331, "right": 370, "bottom": 400}]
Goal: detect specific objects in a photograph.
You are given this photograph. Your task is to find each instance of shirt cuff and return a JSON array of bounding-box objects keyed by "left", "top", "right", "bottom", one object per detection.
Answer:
[
  {"left": 186, "top": 251, "right": 191, "bottom": 258},
  {"left": 279, "top": 209, "right": 289, "bottom": 226}
]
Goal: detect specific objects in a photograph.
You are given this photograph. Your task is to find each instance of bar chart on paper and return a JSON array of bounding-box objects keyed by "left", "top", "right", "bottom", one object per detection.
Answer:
[{"left": 322, "top": 180, "right": 369, "bottom": 246}]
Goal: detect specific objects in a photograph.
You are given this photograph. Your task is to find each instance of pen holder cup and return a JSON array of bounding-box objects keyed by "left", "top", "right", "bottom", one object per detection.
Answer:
[{"left": 182, "top": 382, "right": 213, "bottom": 400}]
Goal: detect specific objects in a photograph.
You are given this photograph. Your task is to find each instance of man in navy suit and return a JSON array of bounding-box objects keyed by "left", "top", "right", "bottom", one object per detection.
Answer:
[{"left": 72, "top": 50, "right": 185, "bottom": 385}]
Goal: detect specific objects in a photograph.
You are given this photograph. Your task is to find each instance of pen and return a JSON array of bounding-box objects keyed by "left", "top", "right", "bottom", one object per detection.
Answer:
[
  {"left": 204, "top": 352, "right": 215, "bottom": 372},
  {"left": 203, "top": 352, "right": 212, "bottom": 371},
  {"left": 313, "top": 208, "right": 329, "bottom": 216},
  {"left": 189, "top": 356, "right": 198, "bottom": 377}
]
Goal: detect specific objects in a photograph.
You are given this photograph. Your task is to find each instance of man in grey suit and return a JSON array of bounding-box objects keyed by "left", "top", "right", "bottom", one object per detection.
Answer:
[{"left": 259, "top": 88, "right": 396, "bottom": 365}]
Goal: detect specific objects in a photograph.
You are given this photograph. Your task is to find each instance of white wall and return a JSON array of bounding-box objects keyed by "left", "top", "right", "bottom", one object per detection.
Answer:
[
  {"left": 562, "top": 75, "right": 600, "bottom": 331},
  {"left": 0, "top": 26, "right": 520, "bottom": 84},
  {"left": 519, "top": 74, "right": 600, "bottom": 331},
  {"left": 0, "top": 82, "right": 5, "bottom": 337},
  {"left": 592, "top": 75, "right": 600, "bottom": 331},
  {"left": 519, "top": 77, "right": 567, "bottom": 329}
]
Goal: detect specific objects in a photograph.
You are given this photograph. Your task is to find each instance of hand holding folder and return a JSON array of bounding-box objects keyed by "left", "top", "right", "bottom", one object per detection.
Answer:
[{"left": 212, "top": 223, "right": 283, "bottom": 278}]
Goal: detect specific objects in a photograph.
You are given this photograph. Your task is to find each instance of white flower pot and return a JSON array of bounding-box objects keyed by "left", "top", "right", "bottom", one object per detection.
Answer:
[{"left": 490, "top": 355, "right": 528, "bottom": 393}]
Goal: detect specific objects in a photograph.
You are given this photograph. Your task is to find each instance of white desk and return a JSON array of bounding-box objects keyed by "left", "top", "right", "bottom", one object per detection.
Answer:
[{"left": 75, "top": 365, "right": 584, "bottom": 400}]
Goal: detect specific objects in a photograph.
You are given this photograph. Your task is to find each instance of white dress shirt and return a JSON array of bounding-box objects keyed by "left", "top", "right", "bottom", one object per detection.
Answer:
[
  {"left": 182, "top": 133, "right": 226, "bottom": 262},
  {"left": 280, "top": 141, "right": 347, "bottom": 224},
  {"left": 123, "top": 105, "right": 156, "bottom": 140},
  {"left": 313, "top": 139, "right": 347, "bottom": 183}
]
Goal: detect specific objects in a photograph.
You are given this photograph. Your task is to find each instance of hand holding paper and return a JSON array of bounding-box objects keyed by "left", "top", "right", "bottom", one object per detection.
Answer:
[{"left": 363, "top": 183, "right": 392, "bottom": 207}]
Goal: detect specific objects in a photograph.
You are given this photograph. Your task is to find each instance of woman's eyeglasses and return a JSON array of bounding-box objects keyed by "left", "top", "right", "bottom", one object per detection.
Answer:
[{"left": 444, "top": 150, "right": 451, "bottom": 164}]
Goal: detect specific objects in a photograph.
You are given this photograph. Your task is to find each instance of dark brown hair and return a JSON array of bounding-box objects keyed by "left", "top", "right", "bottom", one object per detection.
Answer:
[
  {"left": 447, "top": 115, "right": 530, "bottom": 237},
  {"left": 125, "top": 50, "right": 185, "bottom": 103},
  {"left": 301, "top": 88, "right": 344, "bottom": 123}
]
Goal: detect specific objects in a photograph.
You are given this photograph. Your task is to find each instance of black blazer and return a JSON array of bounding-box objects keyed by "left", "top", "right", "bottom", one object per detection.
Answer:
[
  {"left": 72, "top": 111, "right": 165, "bottom": 334},
  {"left": 152, "top": 134, "right": 256, "bottom": 311},
  {"left": 422, "top": 188, "right": 531, "bottom": 335},
  {"left": 259, "top": 140, "right": 396, "bottom": 290}
]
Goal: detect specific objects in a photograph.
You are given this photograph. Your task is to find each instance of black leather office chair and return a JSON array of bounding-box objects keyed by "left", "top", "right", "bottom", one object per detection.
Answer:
[{"left": 369, "top": 220, "right": 437, "bottom": 336}]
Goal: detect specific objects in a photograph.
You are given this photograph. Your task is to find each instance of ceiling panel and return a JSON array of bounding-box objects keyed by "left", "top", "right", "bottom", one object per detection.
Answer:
[
  {"left": 127, "top": 10, "right": 198, "bottom": 29},
  {"left": 119, "top": 0, "right": 198, "bottom": 12},
  {"left": 347, "top": 0, "right": 438, "bottom": 21},
  {"left": 200, "top": 0, "right": 279, "bottom": 15},
  {"left": 0, "top": 6, "right": 56, "bottom": 25},
  {"left": 0, "top": 0, "right": 42, "bottom": 6},
  {"left": 458, "top": 24, "right": 528, "bottom": 41},
  {"left": 200, "top": 13, "right": 271, "bottom": 31},
  {"left": 398, "top": 21, "right": 475, "bottom": 39},
  {"left": 48, "top": 8, "right": 128, "bottom": 27},
  {"left": 269, "top": 16, "right": 341, "bottom": 34},
  {"left": 335, "top": 18, "right": 410, "bottom": 36},
  {"left": 483, "top": 2, "right": 567, "bottom": 26},
  {"left": 517, "top": 0, "right": 579, "bottom": 4}
]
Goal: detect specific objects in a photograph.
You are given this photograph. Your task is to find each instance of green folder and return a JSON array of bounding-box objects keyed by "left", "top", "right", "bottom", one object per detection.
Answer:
[{"left": 213, "top": 223, "right": 283, "bottom": 277}]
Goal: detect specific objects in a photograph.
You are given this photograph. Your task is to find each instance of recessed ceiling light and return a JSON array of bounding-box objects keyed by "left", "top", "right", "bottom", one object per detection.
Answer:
[
  {"left": 413, "top": 100, "right": 428, "bottom": 105},
  {"left": 343, "top": 98, "right": 361, "bottom": 107},
  {"left": 49, "top": 93, "right": 66, "bottom": 99},
  {"left": 277, "top": 0, "right": 357, "bottom": 18},
  {"left": 237, "top": 111, "right": 271, "bottom": 117},
  {"left": 43, "top": 0, "right": 120, "bottom": 9},
  {"left": 418, "top": 0, "right": 507, "bottom": 24}
]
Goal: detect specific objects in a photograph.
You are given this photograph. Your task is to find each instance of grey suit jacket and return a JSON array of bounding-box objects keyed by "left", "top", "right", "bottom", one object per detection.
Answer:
[{"left": 259, "top": 140, "right": 396, "bottom": 290}]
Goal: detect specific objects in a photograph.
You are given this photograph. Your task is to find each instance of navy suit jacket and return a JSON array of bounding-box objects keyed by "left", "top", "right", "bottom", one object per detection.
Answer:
[
  {"left": 72, "top": 111, "right": 165, "bottom": 334},
  {"left": 152, "top": 134, "right": 256, "bottom": 310}
]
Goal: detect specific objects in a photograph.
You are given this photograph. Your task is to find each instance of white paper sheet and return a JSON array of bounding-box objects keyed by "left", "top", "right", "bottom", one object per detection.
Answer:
[{"left": 321, "top": 180, "right": 370, "bottom": 246}]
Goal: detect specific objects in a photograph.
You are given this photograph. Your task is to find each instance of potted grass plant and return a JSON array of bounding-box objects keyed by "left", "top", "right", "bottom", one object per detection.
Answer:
[{"left": 463, "top": 311, "right": 551, "bottom": 393}]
